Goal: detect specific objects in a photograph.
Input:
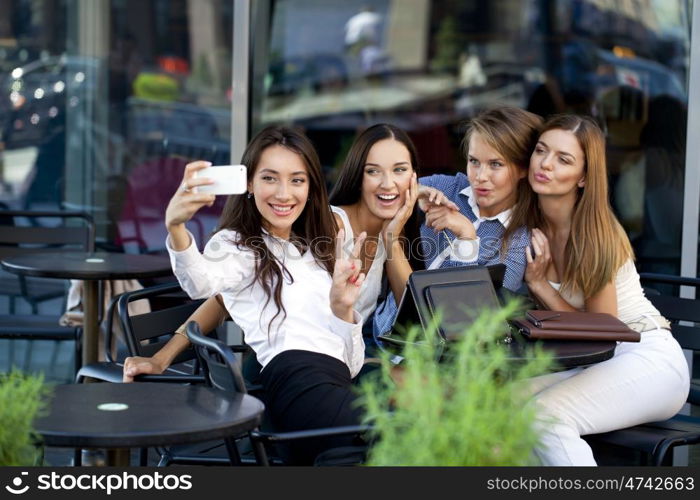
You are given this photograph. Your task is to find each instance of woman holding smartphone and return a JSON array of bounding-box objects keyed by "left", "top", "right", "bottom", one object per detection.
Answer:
[{"left": 161, "top": 126, "right": 368, "bottom": 464}]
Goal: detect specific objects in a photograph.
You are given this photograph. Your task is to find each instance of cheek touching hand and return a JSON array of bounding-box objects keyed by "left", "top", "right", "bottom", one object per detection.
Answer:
[{"left": 381, "top": 173, "right": 419, "bottom": 246}]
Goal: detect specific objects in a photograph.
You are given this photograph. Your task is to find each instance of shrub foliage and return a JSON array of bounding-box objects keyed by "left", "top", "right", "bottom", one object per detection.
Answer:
[
  {"left": 359, "top": 300, "right": 552, "bottom": 466},
  {"left": 0, "top": 371, "right": 49, "bottom": 466}
]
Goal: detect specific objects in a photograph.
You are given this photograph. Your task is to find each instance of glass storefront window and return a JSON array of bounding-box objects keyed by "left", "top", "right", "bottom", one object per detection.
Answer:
[
  {"left": 252, "top": 0, "right": 692, "bottom": 275},
  {"left": 0, "top": 0, "right": 692, "bottom": 273},
  {"left": 0, "top": 0, "right": 233, "bottom": 253}
]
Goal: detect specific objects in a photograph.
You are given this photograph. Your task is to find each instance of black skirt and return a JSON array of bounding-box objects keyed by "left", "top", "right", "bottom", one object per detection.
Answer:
[{"left": 260, "top": 349, "right": 364, "bottom": 464}]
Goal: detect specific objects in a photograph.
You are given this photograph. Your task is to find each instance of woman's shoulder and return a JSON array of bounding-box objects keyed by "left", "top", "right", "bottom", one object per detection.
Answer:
[
  {"left": 330, "top": 205, "right": 352, "bottom": 238},
  {"left": 204, "top": 229, "right": 253, "bottom": 256},
  {"left": 615, "top": 258, "right": 638, "bottom": 279},
  {"left": 330, "top": 205, "right": 349, "bottom": 219}
]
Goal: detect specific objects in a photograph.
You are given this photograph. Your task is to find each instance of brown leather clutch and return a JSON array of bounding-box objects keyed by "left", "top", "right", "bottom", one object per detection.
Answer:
[
  {"left": 525, "top": 310, "right": 632, "bottom": 332},
  {"left": 512, "top": 311, "right": 641, "bottom": 342}
]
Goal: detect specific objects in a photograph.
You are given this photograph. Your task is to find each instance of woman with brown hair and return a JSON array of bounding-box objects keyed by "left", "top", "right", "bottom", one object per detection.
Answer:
[{"left": 517, "top": 114, "right": 689, "bottom": 465}]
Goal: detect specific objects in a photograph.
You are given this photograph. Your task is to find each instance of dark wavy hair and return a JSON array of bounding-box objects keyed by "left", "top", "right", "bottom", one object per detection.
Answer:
[
  {"left": 329, "top": 123, "right": 424, "bottom": 270},
  {"left": 217, "top": 126, "right": 336, "bottom": 333}
]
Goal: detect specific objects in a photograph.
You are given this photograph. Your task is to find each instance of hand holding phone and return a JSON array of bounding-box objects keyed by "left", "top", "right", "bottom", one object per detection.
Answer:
[{"left": 192, "top": 165, "right": 247, "bottom": 195}]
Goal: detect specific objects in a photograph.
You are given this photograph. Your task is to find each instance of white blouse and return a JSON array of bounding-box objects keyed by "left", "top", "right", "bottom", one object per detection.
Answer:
[
  {"left": 167, "top": 230, "right": 365, "bottom": 377},
  {"left": 331, "top": 205, "right": 385, "bottom": 322}
]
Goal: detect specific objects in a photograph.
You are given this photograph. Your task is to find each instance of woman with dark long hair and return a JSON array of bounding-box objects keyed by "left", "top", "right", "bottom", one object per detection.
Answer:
[
  {"left": 145, "top": 126, "right": 367, "bottom": 464},
  {"left": 516, "top": 114, "right": 689, "bottom": 465},
  {"left": 123, "top": 124, "right": 449, "bottom": 463},
  {"left": 328, "top": 124, "right": 452, "bottom": 338}
]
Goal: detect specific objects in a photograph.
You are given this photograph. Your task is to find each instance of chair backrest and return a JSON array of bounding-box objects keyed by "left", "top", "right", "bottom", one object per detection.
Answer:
[
  {"left": 117, "top": 282, "right": 203, "bottom": 364},
  {"left": 0, "top": 210, "right": 95, "bottom": 259},
  {"left": 640, "top": 273, "right": 700, "bottom": 352},
  {"left": 186, "top": 321, "right": 247, "bottom": 394}
]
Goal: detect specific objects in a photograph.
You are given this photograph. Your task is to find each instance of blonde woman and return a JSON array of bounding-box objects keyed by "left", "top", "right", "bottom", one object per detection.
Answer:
[{"left": 513, "top": 114, "right": 689, "bottom": 466}]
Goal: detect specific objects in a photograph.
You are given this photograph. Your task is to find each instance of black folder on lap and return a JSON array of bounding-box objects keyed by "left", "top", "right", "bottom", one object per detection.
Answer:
[{"left": 377, "top": 264, "right": 509, "bottom": 347}]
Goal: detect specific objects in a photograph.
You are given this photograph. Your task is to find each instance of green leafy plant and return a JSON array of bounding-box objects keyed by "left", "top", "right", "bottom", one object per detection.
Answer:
[
  {"left": 359, "top": 299, "right": 553, "bottom": 466},
  {"left": 0, "top": 371, "right": 50, "bottom": 466}
]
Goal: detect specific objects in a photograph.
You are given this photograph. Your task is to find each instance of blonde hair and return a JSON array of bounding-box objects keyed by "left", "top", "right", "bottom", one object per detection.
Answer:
[
  {"left": 514, "top": 114, "right": 634, "bottom": 298},
  {"left": 461, "top": 107, "right": 543, "bottom": 253}
]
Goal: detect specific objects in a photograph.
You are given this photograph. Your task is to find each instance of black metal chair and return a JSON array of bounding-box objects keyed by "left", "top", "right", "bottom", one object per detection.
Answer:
[
  {"left": 0, "top": 210, "right": 94, "bottom": 378},
  {"left": 186, "top": 321, "right": 372, "bottom": 466},
  {"left": 585, "top": 272, "right": 700, "bottom": 465},
  {"left": 76, "top": 282, "right": 207, "bottom": 384}
]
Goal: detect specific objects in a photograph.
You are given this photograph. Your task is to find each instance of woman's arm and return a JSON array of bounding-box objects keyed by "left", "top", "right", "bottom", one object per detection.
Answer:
[
  {"left": 584, "top": 282, "right": 618, "bottom": 316},
  {"left": 123, "top": 295, "right": 229, "bottom": 382},
  {"left": 382, "top": 174, "right": 419, "bottom": 302},
  {"left": 528, "top": 278, "right": 617, "bottom": 314},
  {"left": 385, "top": 240, "right": 413, "bottom": 304}
]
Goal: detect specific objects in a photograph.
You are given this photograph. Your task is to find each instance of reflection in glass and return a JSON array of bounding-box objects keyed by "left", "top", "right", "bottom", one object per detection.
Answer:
[
  {"left": 253, "top": 0, "right": 691, "bottom": 274},
  {"left": 0, "top": 0, "right": 233, "bottom": 255}
]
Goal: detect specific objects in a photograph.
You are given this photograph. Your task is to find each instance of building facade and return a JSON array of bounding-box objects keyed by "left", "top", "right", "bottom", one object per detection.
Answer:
[{"left": 0, "top": 0, "right": 697, "bottom": 280}]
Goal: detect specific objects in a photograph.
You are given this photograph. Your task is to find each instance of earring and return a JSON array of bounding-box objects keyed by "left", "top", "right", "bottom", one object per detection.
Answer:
[{"left": 247, "top": 192, "right": 253, "bottom": 199}]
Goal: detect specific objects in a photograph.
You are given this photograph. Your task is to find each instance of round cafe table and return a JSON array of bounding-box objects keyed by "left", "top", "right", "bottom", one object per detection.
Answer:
[
  {"left": 379, "top": 333, "right": 617, "bottom": 369},
  {"left": 34, "top": 383, "right": 265, "bottom": 466},
  {"left": 502, "top": 336, "right": 617, "bottom": 369},
  {"left": 1, "top": 251, "right": 173, "bottom": 367}
]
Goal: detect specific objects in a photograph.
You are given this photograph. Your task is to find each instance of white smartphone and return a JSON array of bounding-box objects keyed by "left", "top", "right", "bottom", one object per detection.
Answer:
[{"left": 192, "top": 165, "right": 247, "bottom": 195}]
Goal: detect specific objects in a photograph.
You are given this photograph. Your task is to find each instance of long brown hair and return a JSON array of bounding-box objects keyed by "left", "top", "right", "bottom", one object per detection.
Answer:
[
  {"left": 514, "top": 114, "right": 633, "bottom": 297},
  {"left": 329, "top": 123, "right": 424, "bottom": 270},
  {"left": 217, "top": 126, "right": 336, "bottom": 332},
  {"left": 462, "top": 107, "right": 543, "bottom": 254}
]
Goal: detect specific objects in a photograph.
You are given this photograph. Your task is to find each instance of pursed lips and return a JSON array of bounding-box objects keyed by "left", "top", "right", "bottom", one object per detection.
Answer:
[{"left": 533, "top": 172, "right": 551, "bottom": 183}]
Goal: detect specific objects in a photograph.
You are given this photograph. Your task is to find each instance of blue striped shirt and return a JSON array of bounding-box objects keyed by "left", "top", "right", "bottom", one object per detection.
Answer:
[{"left": 372, "top": 172, "right": 530, "bottom": 337}]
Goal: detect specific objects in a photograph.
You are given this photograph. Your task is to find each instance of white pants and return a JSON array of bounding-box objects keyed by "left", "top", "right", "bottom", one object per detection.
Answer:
[{"left": 528, "top": 328, "right": 690, "bottom": 466}]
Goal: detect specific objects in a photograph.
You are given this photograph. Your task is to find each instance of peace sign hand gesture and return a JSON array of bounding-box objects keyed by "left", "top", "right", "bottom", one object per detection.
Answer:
[{"left": 329, "top": 229, "right": 367, "bottom": 323}]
